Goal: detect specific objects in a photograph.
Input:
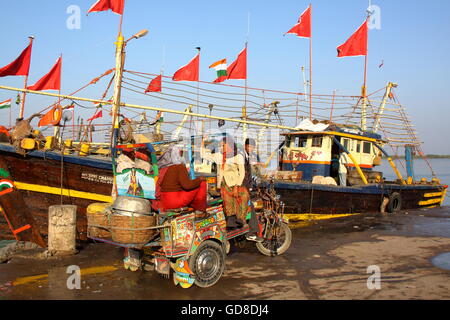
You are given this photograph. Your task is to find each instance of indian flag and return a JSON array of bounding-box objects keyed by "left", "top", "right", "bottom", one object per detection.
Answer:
[
  {"left": 209, "top": 59, "right": 228, "bottom": 83},
  {"left": 0, "top": 99, "right": 11, "bottom": 110}
]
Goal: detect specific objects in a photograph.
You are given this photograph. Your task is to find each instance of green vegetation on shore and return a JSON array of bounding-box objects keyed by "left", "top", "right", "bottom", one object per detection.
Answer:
[{"left": 385, "top": 155, "right": 450, "bottom": 159}]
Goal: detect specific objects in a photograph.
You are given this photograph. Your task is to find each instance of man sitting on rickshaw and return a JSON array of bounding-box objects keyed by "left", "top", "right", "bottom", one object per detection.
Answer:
[{"left": 153, "top": 146, "right": 207, "bottom": 213}]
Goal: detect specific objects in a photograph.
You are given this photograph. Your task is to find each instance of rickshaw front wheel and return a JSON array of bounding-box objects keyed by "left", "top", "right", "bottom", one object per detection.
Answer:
[
  {"left": 256, "top": 222, "right": 292, "bottom": 257},
  {"left": 189, "top": 240, "right": 225, "bottom": 288}
]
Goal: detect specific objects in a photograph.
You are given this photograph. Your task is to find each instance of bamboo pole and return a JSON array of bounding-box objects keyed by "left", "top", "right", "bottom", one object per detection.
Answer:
[{"left": 373, "top": 82, "right": 396, "bottom": 133}]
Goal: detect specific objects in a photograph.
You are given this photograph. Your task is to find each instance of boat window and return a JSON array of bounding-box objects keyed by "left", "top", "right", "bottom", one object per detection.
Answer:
[
  {"left": 312, "top": 137, "right": 323, "bottom": 148},
  {"left": 363, "top": 142, "right": 372, "bottom": 154},
  {"left": 286, "top": 136, "right": 292, "bottom": 147},
  {"left": 294, "top": 137, "right": 308, "bottom": 148},
  {"left": 342, "top": 138, "right": 349, "bottom": 150}
]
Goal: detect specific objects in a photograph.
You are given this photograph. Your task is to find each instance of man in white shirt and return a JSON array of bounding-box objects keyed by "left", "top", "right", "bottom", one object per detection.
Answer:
[{"left": 339, "top": 152, "right": 350, "bottom": 186}]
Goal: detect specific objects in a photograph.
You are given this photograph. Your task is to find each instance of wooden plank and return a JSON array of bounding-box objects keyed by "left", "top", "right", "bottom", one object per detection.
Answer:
[
  {"left": 0, "top": 156, "right": 46, "bottom": 246},
  {"left": 14, "top": 181, "right": 112, "bottom": 203},
  {"left": 424, "top": 192, "right": 443, "bottom": 198},
  {"left": 419, "top": 198, "right": 442, "bottom": 206}
]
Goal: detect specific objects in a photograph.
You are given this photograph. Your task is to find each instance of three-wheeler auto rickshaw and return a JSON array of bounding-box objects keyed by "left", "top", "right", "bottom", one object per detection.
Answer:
[{"left": 88, "top": 141, "right": 292, "bottom": 288}]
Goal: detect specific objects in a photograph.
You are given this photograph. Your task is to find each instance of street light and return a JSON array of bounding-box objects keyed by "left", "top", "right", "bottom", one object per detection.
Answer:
[
  {"left": 111, "top": 29, "right": 149, "bottom": 148},
  {"left": 125, "top": 29, "right": 149, "bottom": 43}
]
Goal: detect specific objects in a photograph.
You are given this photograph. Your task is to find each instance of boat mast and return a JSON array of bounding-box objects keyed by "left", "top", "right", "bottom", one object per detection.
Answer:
[
  {"left": 19, "top": 36, "right": 34, "bottom": 119},
  {"left": 111, "top": 16, "right": 125, "bottom": 149},
  {"left": 361, "top": 2, "right": 372, "bottom": 131},
  {"left": 361, "top": 19, "right": 369, "bottom": 131},
  {"left": 111, "top": 10, "right": 148, "bottom": 148},
  {"left": 373, "top": 82, "right": 397, "bottom": 133},
  {"left": 308, "top": 3, "right": 313, "bottom": 120}
]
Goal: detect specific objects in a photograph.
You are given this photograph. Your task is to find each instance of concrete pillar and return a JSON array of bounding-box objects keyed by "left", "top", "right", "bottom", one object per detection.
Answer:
[{"left": 48, "top": 205, "right": 77, "bottom": 255}]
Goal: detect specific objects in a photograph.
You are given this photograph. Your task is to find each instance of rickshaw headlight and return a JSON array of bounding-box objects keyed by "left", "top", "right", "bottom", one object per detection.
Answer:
[{"left": 253, "top": 200, "right": 264, "bottom": 210}]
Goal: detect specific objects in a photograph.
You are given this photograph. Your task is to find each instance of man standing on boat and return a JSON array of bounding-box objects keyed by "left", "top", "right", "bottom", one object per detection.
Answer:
[{"left": 339, "top": 151, "right": 350, "bottom": 186}]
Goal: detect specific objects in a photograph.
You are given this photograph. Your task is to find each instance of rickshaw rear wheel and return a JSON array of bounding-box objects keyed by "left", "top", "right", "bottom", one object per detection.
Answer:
[
  {"left": 189, "top": 240, "right": 225, "bottom": 288},
  {"left": 256, "top": 222, "right": 292, "bottom": 256}
]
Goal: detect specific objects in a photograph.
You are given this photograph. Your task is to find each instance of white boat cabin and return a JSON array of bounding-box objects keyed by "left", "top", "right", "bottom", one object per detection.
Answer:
[{"left": 280, "top": 130, "right": 385, "bottom": 182}]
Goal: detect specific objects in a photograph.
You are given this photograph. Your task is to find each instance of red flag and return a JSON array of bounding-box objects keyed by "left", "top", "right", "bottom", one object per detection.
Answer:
[
  {"left": 0, "top": 42, "right": 33, "bottom": 77},
  {"left": 145, "top": 74, "right": 162, "bottom": 93},
  {"left": 285, "top": 6, "right": 311, "bottom": 38},
  {"left": 27, "top": 57, "right": 62, "bottom": 91},
  {"left": 88, "top": 0, "right": 124, "bottom": 15},
  {"left": 172, "top": 54, "right": 200, "bottom": 82},
  {"left": 337, "top": 20, "right": 368, "bottom": 57},
  {"left": 227, "top": 47, "right": 247, "bottom": 80},
  {"left": 88, "top": 108, "right": 103, "bottom": 122}
]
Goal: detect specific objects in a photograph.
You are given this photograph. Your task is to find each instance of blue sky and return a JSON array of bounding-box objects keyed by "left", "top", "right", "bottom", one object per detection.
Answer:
[{"left": 0, "top": 0, "right": 449, "bottom": 154}]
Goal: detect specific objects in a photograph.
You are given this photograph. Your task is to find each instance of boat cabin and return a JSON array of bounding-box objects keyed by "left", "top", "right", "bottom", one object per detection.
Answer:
[{"left": 280, "top": 128, "right": 385, "bottom": 183}]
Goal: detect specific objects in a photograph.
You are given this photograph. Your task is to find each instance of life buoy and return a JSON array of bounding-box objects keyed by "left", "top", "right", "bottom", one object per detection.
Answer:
[
  {"left": 387, "top": 192, "right": 402, "bottom": 213},
  {"left": 0, "top": 126, "right": 10, "bottom": 137},
  {"left": 38, "top": 105, "right": 63, "bottom": 127}
]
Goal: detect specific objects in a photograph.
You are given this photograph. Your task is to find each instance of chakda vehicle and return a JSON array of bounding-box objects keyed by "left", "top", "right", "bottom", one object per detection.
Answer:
[{"left": 86, "top": 141, "right": 292, "bottom": 288}]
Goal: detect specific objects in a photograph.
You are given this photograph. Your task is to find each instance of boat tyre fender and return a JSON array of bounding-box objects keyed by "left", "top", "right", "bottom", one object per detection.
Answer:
[{"left": 387, "top": 192, "right": 402, "bottom": 213}]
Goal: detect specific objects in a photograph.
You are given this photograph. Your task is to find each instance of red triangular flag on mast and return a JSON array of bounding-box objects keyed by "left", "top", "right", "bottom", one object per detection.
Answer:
[
  {"left": 88, "top": 0, "right": 125, "bottom": 15},
  {"left": 337, "top": 20, "right": 368, "bottom": 57},
  {"left": 227, "top": 47, "right": 247, "bottom": 80},
  {"left": 88, "top": 108, "right": 103, "bottom": 122},
  {"left": 27, "top": 57, "right": 62, "bottom": 91},
  {"left": 0, "top": 42, "right": 33, "bottom": 77},
  {"left": 285, "top": 5, "right": 311, "bottom": 38},
  {"left": 145, "top": 74, "right": 162, "bottom": 92},
  {"left": 172, "top": 54, "right": 200, "bottom": 82}
]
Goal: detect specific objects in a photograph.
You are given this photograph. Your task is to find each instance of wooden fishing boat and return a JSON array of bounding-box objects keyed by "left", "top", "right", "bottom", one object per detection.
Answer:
[
  {"left": 0, "top": 142, "right": 113, "bottom": 246},
  {"left": 272, "top": 126, "right": 447, "bottom": 220},
  {"left": 0, "top": 3, "right": 446, "bottom": 247}
]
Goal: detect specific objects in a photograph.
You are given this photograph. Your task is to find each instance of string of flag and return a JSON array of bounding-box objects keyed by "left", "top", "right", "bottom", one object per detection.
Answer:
[{"left": 0, "top": 0, "right": 373, "bottom": 125}]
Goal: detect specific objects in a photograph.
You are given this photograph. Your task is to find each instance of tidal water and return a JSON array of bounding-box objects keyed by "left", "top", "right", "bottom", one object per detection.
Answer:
[
  {"left": 0, "top": 240, "right": 14, "bottom": 249},
  {"left": 378, "top": 158, "right": 450, "bottom": 206}
]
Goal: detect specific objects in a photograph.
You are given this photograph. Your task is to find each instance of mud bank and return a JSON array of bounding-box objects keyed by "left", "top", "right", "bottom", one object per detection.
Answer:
[{"left": 1, "top": 207, "right": 450, "bottom": 300}]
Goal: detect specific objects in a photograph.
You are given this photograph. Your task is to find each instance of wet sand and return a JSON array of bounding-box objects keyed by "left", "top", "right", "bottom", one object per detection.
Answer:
[{"left": 1, "top": 206, "right": 450, "bottom": 300}]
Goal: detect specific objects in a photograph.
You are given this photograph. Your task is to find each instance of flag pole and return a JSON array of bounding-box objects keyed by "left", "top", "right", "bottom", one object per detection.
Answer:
[
  {"left": 361, "top": 16, "right": 369, "bottom": 131},
  {"left": 72, "top": 103, "right": 75, "bottom": 142},
  {"left": 9, "top": 100, "right": 12, "bottom": 128},
  {"left": 243, "top": 13, "right": 250, "bottom": 143},
  {"left": 243, "top": 42, "right": 248, "bottom": 144},
  {"left": 118, "top": 1, "right": 125, "bottom": 34},
  {"left": 330, "top": 89, "right": 337, "bottom": 122},
  {"left": 55, "top": 55, "right": 63, "bottom": 143},
  {"left": 19, "top": 36, "right": 34, "bottom": 120},
  {"left": 196, "top": 47, "right": 201, "bottom": 114},
  {"left": 195, "top": 47, "right": 201, "bottom": 135},
  {"left": 309, "top": 4, "right": 313, "bottom": 120},
  {"left": 112, "top": 2, "right": 127, "bottom": 151}
]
